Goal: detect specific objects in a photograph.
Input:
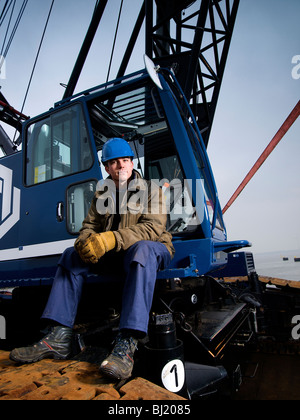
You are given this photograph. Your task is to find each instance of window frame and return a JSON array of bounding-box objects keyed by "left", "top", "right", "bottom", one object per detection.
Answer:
[{"left": 24, "top": 103, "right": 94, "bottom": 187}]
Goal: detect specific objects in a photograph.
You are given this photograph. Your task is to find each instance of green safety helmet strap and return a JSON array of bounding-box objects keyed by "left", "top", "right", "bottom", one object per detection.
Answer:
[{"left": 101, "top": 137, "right": 135, "bottom": 164}]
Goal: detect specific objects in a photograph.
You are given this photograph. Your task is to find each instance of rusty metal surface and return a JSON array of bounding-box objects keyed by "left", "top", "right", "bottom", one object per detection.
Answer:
[
  {"left": 258, "top": 276, "right": 300, "bottom": 290},
  {"left": 0, "top": 351, "right": 185, "bottom": 400},
  {"left": 223, "top": 275, "right": 300, "bottom": 290}
]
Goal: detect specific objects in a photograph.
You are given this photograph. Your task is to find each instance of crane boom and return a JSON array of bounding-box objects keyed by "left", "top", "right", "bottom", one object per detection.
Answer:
[
  {"left": 222, "top": 100, "right": 300, "bottom": 214},
  {"left": 62, "top": 0, "right": 240, "bottom": 147}
]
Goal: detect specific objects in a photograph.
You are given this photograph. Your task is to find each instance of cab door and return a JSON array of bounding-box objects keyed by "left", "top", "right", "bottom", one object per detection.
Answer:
[{"left": 19, "top": 103, "right": 101, "bottom": 261}]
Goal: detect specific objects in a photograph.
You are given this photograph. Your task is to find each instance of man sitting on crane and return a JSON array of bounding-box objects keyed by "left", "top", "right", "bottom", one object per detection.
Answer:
[{"left": 9, "top": 137, "right": 174, "bottom": 381}]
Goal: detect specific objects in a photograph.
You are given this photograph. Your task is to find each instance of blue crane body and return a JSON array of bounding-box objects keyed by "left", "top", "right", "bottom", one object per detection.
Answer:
[
  {"left": 0, "top": 67, "right": 249, "bottom": 287},
  {"left": 0, "top": 65, "right": 255, "bottom": 396}
]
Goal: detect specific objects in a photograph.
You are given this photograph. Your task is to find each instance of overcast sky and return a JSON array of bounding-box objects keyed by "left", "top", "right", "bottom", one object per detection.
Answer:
[
  {"left": 1, "top": 0, "right": 299, "bottom": 255},
  {"left": 208, "top": 0, "right": 300, "bottom": 254}
]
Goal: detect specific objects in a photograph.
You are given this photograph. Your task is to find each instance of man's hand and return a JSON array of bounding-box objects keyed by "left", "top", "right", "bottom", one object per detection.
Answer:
[{"left": 76, "top": 231, "right": 116, "bottom": 264}]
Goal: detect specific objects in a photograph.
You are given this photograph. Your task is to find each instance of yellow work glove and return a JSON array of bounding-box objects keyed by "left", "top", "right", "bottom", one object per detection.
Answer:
[{"left": 77, "top": 231, "right": 116, "bottom": 264}]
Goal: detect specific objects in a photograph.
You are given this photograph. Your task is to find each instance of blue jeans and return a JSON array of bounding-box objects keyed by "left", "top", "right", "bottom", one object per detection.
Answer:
[{"left": 41, "top": 241, "right": 171, "bottom": 334}]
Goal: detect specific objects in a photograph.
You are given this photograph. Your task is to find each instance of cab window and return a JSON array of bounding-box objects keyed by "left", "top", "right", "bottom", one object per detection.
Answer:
[{"left": 25, "top": 104, "right": 93, "bottom": 185}]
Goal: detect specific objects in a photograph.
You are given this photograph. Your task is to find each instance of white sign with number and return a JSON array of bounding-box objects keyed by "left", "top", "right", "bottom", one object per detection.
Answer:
[{"left": 161, "top": 359, "right": 185, "bottom": 393}]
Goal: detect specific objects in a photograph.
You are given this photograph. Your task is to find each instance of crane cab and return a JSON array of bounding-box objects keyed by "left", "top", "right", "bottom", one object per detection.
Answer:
[{"left": 0, "top": 66, "right": 249, "bottom": 286}]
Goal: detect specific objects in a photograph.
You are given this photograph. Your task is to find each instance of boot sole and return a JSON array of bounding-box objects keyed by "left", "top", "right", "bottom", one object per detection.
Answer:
[
  {"left": 9, "top": 351, "right": 70, "bottom": 364},
  {"left": 99, "top": 364, "right": 132, "bottom": 381}
]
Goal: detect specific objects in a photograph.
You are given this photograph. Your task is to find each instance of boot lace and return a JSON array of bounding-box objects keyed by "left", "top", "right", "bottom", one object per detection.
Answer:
[{"left": 112, "top": 334, "right": 137, "bottom": 359}]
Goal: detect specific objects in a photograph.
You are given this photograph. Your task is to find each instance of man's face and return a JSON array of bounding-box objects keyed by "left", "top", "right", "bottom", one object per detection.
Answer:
[{"left": 105, "top": 157, "right": 134, "bottom": 187}]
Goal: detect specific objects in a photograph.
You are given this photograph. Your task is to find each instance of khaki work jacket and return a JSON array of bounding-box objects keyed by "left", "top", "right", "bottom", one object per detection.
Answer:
[{"left": 75, "top": 170, "right": 175, "bottom": 258}]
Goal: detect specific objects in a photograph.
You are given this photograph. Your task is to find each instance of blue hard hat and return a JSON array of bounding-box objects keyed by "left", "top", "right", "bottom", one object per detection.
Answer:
[{"left": 101, "top": 137, "right": 134, "bottom": 163}]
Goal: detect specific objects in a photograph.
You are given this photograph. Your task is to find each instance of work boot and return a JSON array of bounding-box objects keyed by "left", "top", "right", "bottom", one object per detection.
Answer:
[
  {"left": 9, "top": 326, "right": 73, "bottom": 364},
  {"left": 100, "top": 333, "right": 138, "bottom": 381}
]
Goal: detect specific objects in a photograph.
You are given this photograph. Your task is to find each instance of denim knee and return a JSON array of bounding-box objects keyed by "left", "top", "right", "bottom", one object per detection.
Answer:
[
  {"left": 124, "top": 241, "right": 171, "bottom": 270},
  {"left": 58, "top": 247, "right": 90, "bottom": 275}
]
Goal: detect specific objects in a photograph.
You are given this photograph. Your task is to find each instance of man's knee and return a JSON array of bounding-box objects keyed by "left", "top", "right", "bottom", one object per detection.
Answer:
[
  {"left": 58, "top": 247, "right": 75, "bottom": 266},
  {"left": 124, "top": 241, "right": 169, "bottom": 269},
  {"left": 58, "top": 247, "right": 87, "bottom": 274}
]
